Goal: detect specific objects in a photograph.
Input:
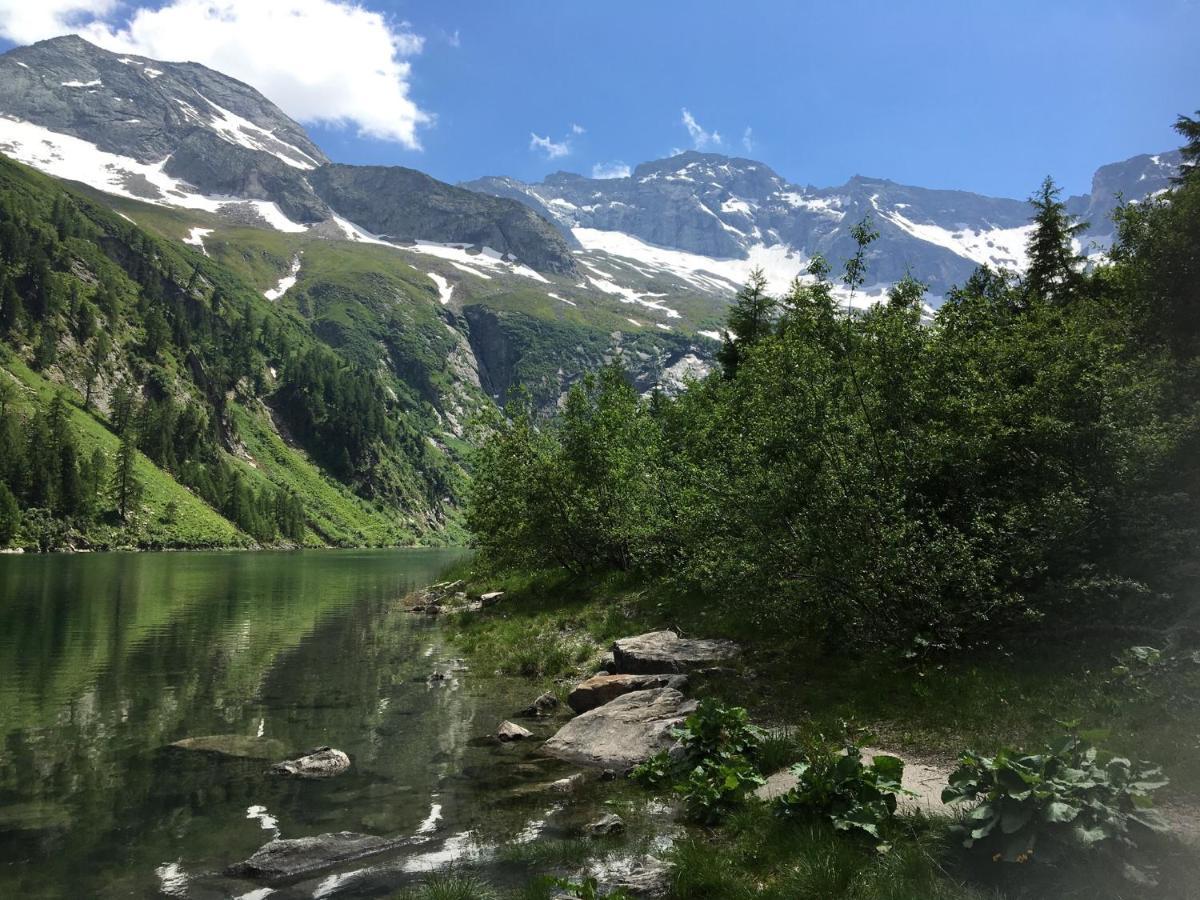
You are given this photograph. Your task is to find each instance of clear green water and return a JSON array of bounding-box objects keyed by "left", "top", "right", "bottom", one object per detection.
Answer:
[{"left": 0, "top": 550, "right": 659, "bottom": 898}]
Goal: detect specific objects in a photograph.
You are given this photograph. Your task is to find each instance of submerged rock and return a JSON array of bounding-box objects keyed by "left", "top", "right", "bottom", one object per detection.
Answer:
[
  {"left": 542, "top": 688, "right": 697, "bottom": 769},
  {"left": 269, "top": 747, "right": 350, "bottom": 778},
  {"left": 227, "top": 831, "right": 408, "bottom": 882},
  {"left": 604, "top": 857, "right": 671, "bottom": 897},
  {"left": 168, "top": 735, "right": 287, "bottom": 760},
  {"left": 518, "top": 690, "right": 559, "bottom": 718},
  {"left": 612, "top": 631, "right": 739, "bottom": 674},
  {"left": 497, "top": 720, "right": 533, "bottom": 742},
  {"left": 568, "top": 673, "right": 688, "bottom": 713},
  {"left": 586, "top": 812, "right": 625, "bottom": 835},
  {"left": 547, "top": 772, "right": 587, "bottom": 793}
]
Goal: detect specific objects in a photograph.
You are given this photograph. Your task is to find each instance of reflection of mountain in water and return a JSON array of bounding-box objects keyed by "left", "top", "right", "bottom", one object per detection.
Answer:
[{"left": 0, "top": 549, "right": 480, "bottom": 896}]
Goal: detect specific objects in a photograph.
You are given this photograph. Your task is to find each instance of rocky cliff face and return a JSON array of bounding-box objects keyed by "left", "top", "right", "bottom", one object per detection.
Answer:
[
  {"left": 465, "top": 149, "right": 1181, "bottom": 298},
  {"left": 308, "top": 165, "right": 578, "bottom": 275}
]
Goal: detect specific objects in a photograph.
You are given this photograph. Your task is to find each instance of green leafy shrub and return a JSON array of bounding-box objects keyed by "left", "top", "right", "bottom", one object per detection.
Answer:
[
  {"left": 941, "top": 735, "right": 1169, "bottom": 867},
  {"left": 632, "top": 699, "right": 766, "bottom": 823},
  {"left": 773, "top": 742, "right": 911, "bottom": 847}
]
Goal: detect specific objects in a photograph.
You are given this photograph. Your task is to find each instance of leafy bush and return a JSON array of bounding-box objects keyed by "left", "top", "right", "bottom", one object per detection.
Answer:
[
  {"left": 941, "top": 735, "right": 1169, "bottom": 867},
  {"left": 632, "top": 699, "right": 766, "bottom": 823},
  {"left": 773, "top": 742, "right": 911, "bottom": 847},
  {"left": 468, "top": 112, "right": 1200, "bottom": 651}
]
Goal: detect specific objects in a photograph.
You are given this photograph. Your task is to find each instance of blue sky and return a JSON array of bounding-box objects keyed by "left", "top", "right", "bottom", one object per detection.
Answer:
[{"left": 2, "top": 0, "right": 1198, "bottom": 197}]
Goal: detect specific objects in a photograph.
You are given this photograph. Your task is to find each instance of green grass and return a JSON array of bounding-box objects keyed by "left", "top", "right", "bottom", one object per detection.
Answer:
[
  {"left": 667, "top": 806, "right": 982, "bottom": 900},
  {"left": 443, "top": 566, "right": 1200, "bottom": 898},
  {"left": 226, "top": 401, "right": 424, "bottom": 546},
  {"left": 2, "top": 354, "right": 246, "bottom": 549}
]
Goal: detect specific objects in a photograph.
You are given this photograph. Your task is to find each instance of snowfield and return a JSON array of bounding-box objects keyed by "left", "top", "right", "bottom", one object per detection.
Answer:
[
  {"left": 182, "top": 226, "right": 213, "bottom": 255},
  {"left": 0, "top": 117, "right": 308, "bottom": 232},
  {"left": 264, "top": 254, "right": 302, "bottom": 301},
  {"left": 427, "top": 272, "right": 454, "bottom": 305}
]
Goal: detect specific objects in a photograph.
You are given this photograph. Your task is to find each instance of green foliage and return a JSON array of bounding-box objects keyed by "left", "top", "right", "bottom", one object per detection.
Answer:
[
  {"left": 0, "top": 152, "right": 456, "bottom": 548},
  {"left": 544, "top": 876, "right": 631, "bottom": 900},
  {"left": 774, "top": 742, "right": 910, "bottom": 847},
  {"left": 942, "top": 735, "right": 1169, "bottom": 866},
  {"left": 0, "top": 481, "right": 18, "bottom": 545},
  {"left": 468, "top": 366, "right": 666, "bottom": 573},
  {"left": 666, "top": 805, "right": 979, "bottom": 900},
  {"left": 393, "top": 871, "right": 498, "bottom": 900},
  {"left": 632, "top": 699, "right": 766, "bottom": 823},
  {"left": 469, "top": 114, "right": 1200, "bottom": 650}
]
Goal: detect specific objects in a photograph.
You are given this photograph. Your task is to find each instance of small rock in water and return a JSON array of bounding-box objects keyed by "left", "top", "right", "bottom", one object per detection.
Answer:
[
  {"left": 547, "top": 772, "right": 586, "bottom": 793},
  {"left": 479, "top": 590, "right": 505, "bottom": 606},
  {"left": 586, "top": 812, "right": 625, "bottom": 835},
  {"left": 227, "top": 831, "right": 407, "bottom": 882},
  {"left": 270, "top": 747, "right": 350, "bottom": 778},
  {"left": 497, "top": 720, "right": 533, "bottom": 742},
  {"left": 605, "top": 857, "right": 671, "bottom": 897},
  {"left": 518, "top": 690, "right": 559, "bottom": 718}
]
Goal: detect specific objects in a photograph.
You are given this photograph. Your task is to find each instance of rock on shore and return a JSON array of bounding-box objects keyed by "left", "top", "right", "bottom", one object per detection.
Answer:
[
  {"left": 567, "top": 673, "right": 688, "bottom": 713},
  {"left": 612, "top": 631, "right": 739, "bottom": 674},
  {"left": 542, "top": 687, "right": 696, "bottom": 768}
]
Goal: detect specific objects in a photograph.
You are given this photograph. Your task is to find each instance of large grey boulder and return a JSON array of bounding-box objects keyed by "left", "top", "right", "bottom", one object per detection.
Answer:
[
  {"left": 542, "top": 688, "right": 697, "bottom": 768},
  {"left": 612, "top": 631, "right": 738, "bottom": 674},
  {"left": 227, "top": 831, "right": 408, "bottom": 882},
  {"left": 269, "top": 747, "right": 350, "bottom": 778},
  {"left": 567, "top": 673, "right": 687, "bottom": 713}
]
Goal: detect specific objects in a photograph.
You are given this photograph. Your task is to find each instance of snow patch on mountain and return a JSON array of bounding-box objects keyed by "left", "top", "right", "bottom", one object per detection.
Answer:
[
  {"left": 197, "top": 93, "right": 320, "bottom": 170},
  {"left": 427, "top": 272, "right": 454, "bottom": 305},
  {"left": 0, "top": 117, "right": 308, "bottom": 232},
  {"left": 573, "top": 227, "right": 808, "bottom": 295},
  {"left": 880, "top": 210, "right": 1033, "bottom": 271},
  {"left": 264, "top": 254, "right": 302, "bottom": 301},
  {"left": 182, "top": 226, "right": 212, "bottom": 255}
]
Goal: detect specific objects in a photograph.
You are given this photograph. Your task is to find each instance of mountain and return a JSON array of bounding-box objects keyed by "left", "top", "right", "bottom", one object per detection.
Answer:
[
  {"left": 0, "top": 35, "right": 577, "bottom": 275},
  {"left": 464, "top": 148, "right": 1181, "bottom": 302}
]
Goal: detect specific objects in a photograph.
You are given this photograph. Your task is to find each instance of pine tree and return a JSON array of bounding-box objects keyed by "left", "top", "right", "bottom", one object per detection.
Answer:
[
  {"left": 1175, "top": 111, "right": 1200, "bottom": 183},
  {"left": 1024, "top": 176, "right": 1087, "bottom": 305},
  {"left": 113, "top": 428, "right": 141, "bottom": 522},
  {"left": 717, "top": 268, "right": 776, "bottom": 378},
  {"left": 0, "top": 481, "right": 18, "bottom": 546}
]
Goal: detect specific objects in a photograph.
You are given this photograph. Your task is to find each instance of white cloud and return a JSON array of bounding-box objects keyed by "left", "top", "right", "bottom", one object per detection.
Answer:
[
  {"left": 742, "top": 126, "right": 754, "bottom": 153},
  {"left": 681, "top": 108, "right": 721, "bottom": 149},
  {"left": 530, "top": 123, "right": 584, "bottom": 159},
  {"left": 591, "top": 161, "right": 631, "bottom": 179},
  {"left": 0, "top": 0, "right": 118, "bottom": 44},
  {"left": 530, "top": 132, "right": 570, "bottom": 159},
  {"left": 0, "top": 0, "right": 430, "bottom": 148}
]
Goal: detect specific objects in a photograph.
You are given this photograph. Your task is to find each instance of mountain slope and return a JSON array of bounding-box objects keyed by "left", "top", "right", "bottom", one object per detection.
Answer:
[
  {"left": 0, "top": 154, "right": 464, "bottom": 549},
  {"left": 0, "top": 35, "right": 578, "bottom": 275}
]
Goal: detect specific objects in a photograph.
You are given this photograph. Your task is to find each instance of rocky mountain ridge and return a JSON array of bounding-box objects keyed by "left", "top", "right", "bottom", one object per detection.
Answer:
[
  {"left": 0, "top": 35, "right": 578, "bottom": 275},
  {"left": 465, "top": 148, "right": 1181, "bottom": 299}
]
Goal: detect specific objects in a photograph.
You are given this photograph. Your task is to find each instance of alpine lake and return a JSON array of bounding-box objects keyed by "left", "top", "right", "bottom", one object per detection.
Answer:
[{"left": 0, "top": 550, "right": 673, "bottom": 898}]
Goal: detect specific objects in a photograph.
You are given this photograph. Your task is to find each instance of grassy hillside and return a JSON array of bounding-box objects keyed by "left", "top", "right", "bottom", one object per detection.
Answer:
[{"left": 0, "top": 157, "right": 458, "bottom": 550}]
